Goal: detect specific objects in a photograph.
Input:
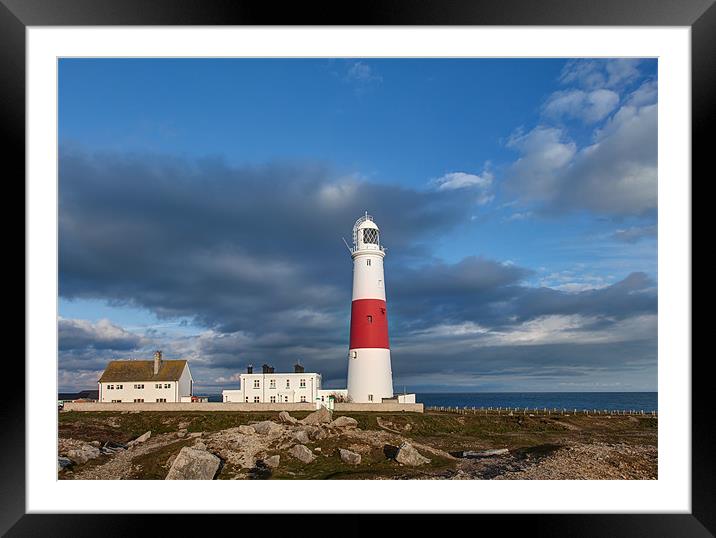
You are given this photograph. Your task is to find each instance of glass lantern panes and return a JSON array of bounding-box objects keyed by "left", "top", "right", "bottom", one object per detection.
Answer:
[{"left": 363, "top": 228, "right": 379, "bottom": 244}]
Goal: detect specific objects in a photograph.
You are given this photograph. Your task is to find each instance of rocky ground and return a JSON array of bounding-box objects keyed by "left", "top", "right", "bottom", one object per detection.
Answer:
[{"left": 58, "top": 408, "right": 657, "bottom": 480}]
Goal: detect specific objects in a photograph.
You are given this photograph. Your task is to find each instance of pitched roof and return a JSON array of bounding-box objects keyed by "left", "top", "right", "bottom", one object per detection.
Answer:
[{"left": 98, "top": 359, "right": 188, "bottom": 382}]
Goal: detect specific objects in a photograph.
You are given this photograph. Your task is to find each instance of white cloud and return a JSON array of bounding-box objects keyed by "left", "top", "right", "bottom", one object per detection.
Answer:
[
  {"left": 559, "top": 59, "right": 641, "bottom": 90},
  {"left": 505, "top": 126, "right": 577, "bottom": 202},
  {"left": 506, "top": 83, "right": 657, "bottom": 215},
  {"left": 58, "top": 317, "right": 145, "bottom": 351},
  {"left": 435, "top": 171, "right": 492, "bottom": 191},
  {"left": 434, "top": 170, "right": 494, "bottom": 205},
  {"left": 543, "top": 89, "right": 620, "bottom": 123},
  {"left": 345, "top": 61, "right": 382, "bottom": 84}
]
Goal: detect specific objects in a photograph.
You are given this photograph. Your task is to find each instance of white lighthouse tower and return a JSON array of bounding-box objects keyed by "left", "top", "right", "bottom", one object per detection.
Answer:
[{"left": 346, "top": 212, "right": 394, "bottom": 403}]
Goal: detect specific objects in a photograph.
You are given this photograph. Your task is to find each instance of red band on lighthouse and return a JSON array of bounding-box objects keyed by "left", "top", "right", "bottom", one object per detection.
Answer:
[{"left": 349, "top": 298, "right": 390, "bottom": 349}]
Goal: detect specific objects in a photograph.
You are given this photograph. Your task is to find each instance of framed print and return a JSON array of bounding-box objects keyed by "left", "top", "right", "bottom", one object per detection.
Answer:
[{"left": 5, "top": 0, "right": 707, "bottom": 535}]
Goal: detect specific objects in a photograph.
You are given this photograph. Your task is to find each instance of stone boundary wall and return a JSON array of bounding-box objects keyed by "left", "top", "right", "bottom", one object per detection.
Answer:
[
  {"left": 63, "top": 402, "right": 423, "bottom": 413},
  {"left": 334, "top": 403, "right": 423, "bottom": 413},
  {"left": 63, "top": 402, "right": 315, "bottom": 412}
]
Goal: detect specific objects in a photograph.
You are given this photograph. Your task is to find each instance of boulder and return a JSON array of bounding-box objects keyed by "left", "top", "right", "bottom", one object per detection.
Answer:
[
  {"left": 238, "top": 425, "right": 256, "bottom": 435},
  {"left": 253, "top": 421, "right": 282, "bottom": 435},
  {"left": 288, "top": 444, "right": 316, "bottom": 464},
  {"left": 176, "top": 431, "right": 187, "bottom": 439},
  {"left": 300, "top": 407, "right": 332, "bottom": 425},
  {"left": 278, "top": 411, "right": 299, "bottom": 424},
  {"left": 90, "top": 440, "right": 101, "bottom": 447},
  {"left": 292, "top": 430, "right": 311, "bottom": 445},
  {"left": 395, "top": 443, "right": 431, "bottom": 466},
  {"left": 193, "top": 441, "right": 207, "bottom": 451},
  {"left": 165, "top": 447, "right": 221, "bottom": 480},
  {"left": 339, "top": 448, "right": 361, "bottom": 465},
  {"left": 329, "top": 416, "right": 359, "bottom": 430},
  {"left": 65, "top": 444, "right": 101, "bottom": 465},
  {"left": 57, "top": 456, "right": 73, "bottom": 472},
  {"left": 264, "top": 455, "right": 280, "bottom": 469},
  {"left": 128, "top": 431, "right": 151, "bottom": 446}
]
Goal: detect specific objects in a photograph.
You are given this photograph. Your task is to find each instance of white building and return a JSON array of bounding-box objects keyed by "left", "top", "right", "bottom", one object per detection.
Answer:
[
  {"left": 98, "top": 351, "right": 193, "bottom": 403},
  {"left": 222, "top": 364, "right": 348, "bottom": 405}
]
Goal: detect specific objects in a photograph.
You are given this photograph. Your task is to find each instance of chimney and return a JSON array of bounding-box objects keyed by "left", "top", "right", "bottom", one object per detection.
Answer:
[
  {"left": 262, "top": 364, "right": 271, "bottom": 374},
  {"left": 153, "top": 350, "right": 162, "bottom": 375},
  {"left": 247, "top": 364, "right": 253, "bottom": 374},
  {"left": 294, "top": 363, "right": 304, "bottom": 373}
]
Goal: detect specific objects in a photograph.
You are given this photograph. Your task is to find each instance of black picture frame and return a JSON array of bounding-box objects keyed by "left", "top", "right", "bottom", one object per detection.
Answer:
[{"left": 5, "top": 0, "right": 705, "bottom": 535}]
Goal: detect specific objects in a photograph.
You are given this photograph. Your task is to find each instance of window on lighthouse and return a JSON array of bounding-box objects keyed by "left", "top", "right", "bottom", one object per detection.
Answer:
[
  {"left": 366, "top": 259, "right": 371, "bottom": 266},
  {"left": 363, "top": 228, "right": 378, "bottom": 244},
  {"left": 367, "top": 315, "right": 373, "bottom": 323}
]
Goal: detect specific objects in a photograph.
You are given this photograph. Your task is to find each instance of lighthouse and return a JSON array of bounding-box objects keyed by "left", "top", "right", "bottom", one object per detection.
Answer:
[{"left": 346, "top": 212, "right": 394, "bottom": 403}]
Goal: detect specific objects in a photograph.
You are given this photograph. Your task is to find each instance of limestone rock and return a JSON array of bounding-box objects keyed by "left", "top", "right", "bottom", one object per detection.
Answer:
[
  {"left": 395, "top": 442, "right": 431, "bottom": 466},
  {"left": 292, "top": 429, "right": 311, "bottom": 445},
  {"left": 65, "top": 444, "right": 101, "bottom": 465},
  {"left": 329, "top": 416, "right": 358, "bottom": 430},
  {"left": 278, "top": 411, "right": 299, "bottom": 424},
  {"left": 339, "top": 448, "right": 361, "bottom": 465},
  {"left": 238, "top": 425, "right": 256, "bottom": 435},
  {"left": 264, "top": 455, "right": 280, "bottom": 469},
  {"left": 288, "top": 444, "right": 316, "bottom": 464},
  {"left": 165, "top": 447, "right": 221, "bottom": 480},
  {"left": 300, "top": 407, "right": 332, "bottom": 425},
  {"left": 128, "top": 431, "right": 151, "bottom": 446},
  {"left": 253, "top": 421, "right": 281, "bottom": 435}
]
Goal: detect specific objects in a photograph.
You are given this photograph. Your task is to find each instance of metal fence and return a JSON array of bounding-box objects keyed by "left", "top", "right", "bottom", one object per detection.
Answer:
[{"left": 425, "top": 406, "right": 658, "bottom": 417}]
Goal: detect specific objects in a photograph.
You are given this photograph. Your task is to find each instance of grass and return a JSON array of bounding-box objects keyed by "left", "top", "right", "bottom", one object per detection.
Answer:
[{"left": 59, "top": 410, "right": 657, "bottom": 480}]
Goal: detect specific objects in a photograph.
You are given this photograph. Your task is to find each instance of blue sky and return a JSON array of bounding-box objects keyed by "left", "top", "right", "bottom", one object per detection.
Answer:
[{"left": 58, "top": 58, "right": 658, "bottom": 392}]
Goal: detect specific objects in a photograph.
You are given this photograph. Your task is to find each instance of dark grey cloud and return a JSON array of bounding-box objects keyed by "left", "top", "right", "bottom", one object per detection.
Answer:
[{"left": 59, "top": 146, "right": 657, "bottom": 392}]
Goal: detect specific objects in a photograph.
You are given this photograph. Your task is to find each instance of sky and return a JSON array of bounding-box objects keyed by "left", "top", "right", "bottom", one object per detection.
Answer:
[{"left": 58, "top": 58, "right": 658, "bottom": 393}]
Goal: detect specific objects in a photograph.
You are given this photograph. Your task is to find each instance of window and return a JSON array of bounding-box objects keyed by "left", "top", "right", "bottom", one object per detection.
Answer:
[
  {"left": 366, "top": 259, "right": 371, "bottom": 266},
  {"left": 363, "top": 228, "right": 378, "bottom": 244},
  {"left": 134, "top": 384, "right": 144, "bottom": 389},
  {"left": 300, "top": 395, "right": 306, "bottom": 402},
  {"left": 156, "top": 398, "right": 166, "bottom": 403},
  {"left": 321, "top": 396, "right": 325, "bottom": 402},
  {"left": 284, "top": 396, "right": 289, "bottom": 402},
  {"left": 107, "top": 385, "right": 113, "bottom": 390},
  {"left": 164, "top": 383, "right": 170, "bottom": 388},
  {"left": 269, "top": 379, "right": 276, "bottom": 389},
  {"left": 134, "top": 398, "right": 144, "bottom": 403},
  {"left": 117, "top": 384, "right": 123, "bottom": 389},
  {"left": 245, "top": 396, "right": 249, "bottom": 402},
  {"left": 270, "top": 396, "right": 276, "bottom": 403},
  {"left": 367, "top": 315, "right": 373, "bottom": 323},
  {"left": 111, "top": 399, "right": 122, "bottom": 403},
  {"left": 155, "top": 383, "right": 162, "bottom": 389},
  {"left": 254, "top": 396, "right": 260, "bottom": 403},
  {"left": 368, "top": 394, "right": 373, "bottom": 402},
  {"left": 253, "top": 379, "right": 260, "bottom": 389},
  {"left": 300, "top": 379, "right": 306, "bottom": 388},
  {"left": 285, "top": 379, "right": 290, "bottom": 389}
]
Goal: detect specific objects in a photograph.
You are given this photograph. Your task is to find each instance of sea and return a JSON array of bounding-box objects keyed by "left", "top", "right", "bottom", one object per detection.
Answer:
[{"left": 198, "top": 391, "right": 657, "bottom": 412}]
